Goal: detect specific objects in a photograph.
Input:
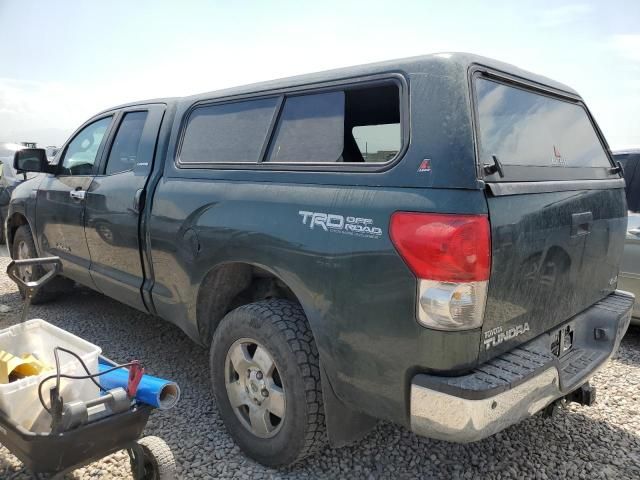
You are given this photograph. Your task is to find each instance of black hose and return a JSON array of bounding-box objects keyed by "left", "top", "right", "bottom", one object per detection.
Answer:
[{"left": 38, "top": 346, "right": 138, "bottom": 413}]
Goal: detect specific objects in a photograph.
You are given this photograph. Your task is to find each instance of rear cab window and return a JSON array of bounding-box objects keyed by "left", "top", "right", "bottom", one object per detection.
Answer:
[
  {"left": 104, "top": 111, "right": 148, "bottom": 175},
  {"left": 177, "top": 81, "right": 402, "bottom": 168},
  {"left": 474, "top": 76, "right": 614, "bottom": 182}
]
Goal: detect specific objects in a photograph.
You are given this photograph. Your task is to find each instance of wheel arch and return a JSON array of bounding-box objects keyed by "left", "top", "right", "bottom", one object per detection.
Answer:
[
  {"left": 196, "top": 261, "right": 375, "bottom": 448},
  {"left": 195, "top": 261, "right": 311, "bottom": 346},
  {"left": 6, "top": 212, "right": 32, "bottom": 255}
]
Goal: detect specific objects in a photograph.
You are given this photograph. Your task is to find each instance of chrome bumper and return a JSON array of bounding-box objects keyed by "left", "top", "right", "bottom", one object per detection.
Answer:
[
  {"left": 410, "top": 290, "right": 633, "bottom": 443},
  {"left": 411, "top": 367, "right": 561, "bottom": 442}
]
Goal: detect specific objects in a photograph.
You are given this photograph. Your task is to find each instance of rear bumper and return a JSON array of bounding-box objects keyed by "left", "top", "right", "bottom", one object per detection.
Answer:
[{"left": 410, "top": 290, "right": 634, "bottom": 443}]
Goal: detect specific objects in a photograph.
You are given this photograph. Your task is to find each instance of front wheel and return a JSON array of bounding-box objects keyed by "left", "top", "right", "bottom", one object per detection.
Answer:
[{"left": 210, "top": 299, "right": 326, "bottom": 467}]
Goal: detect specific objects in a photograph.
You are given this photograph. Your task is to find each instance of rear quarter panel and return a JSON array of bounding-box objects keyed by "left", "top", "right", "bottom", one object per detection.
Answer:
[{"left": 148, "top": 176, "right": 487, "bottom": 424}]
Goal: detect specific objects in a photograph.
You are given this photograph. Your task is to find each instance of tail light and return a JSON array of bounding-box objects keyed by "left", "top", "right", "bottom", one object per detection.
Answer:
[{"left": 390, "top": 212, "right": 491, "bottom": 331}]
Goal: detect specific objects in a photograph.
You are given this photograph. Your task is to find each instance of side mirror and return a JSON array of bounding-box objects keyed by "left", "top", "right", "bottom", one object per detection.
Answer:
[{"left": 13, "top": 148, "right": 50, "bottom": 174}]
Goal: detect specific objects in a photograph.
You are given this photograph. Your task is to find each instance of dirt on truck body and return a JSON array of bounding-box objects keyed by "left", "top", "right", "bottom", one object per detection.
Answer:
[{"left": 8, "top": 53, "right": 633, "bottom": 466}]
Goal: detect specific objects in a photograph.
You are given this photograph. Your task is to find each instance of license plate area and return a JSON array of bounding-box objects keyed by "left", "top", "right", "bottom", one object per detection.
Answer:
[{"left": 550, "top": 323, "right": 574, "bottom": 358}]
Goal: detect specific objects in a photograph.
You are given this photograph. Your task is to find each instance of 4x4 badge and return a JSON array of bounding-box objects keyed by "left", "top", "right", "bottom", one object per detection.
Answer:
[
  {"left": 417, "top": 158, "right": 431, "bottom": 173},
  {"left": 551, "top": 145, "right": 566, "bottom": 166}
]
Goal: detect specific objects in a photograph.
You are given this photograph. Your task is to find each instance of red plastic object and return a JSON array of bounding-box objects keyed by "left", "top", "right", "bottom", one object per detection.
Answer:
[{"left": 127, "top": 361, "right": 145, "bottom": 398}]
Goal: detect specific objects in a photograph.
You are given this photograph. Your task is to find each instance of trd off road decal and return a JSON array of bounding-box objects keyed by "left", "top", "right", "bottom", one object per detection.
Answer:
[
  {"left": 483, "top": 323, "right": 530, "bottom": 349},
  {"left": 298, "top": 211, "right": 383, "bottom": 239}
]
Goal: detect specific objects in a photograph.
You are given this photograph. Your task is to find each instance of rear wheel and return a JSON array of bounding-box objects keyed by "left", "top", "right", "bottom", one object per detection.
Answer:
[
  {"left": 11, "top": 225, "right": 73, "bottom": 304},
  {"left": 210, "top": 299, "right": 326, "bottom": 466}
]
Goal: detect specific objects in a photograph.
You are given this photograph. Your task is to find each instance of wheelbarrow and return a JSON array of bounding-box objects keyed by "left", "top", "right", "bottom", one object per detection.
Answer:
[{"left": 0, "top": 257, "right": 178, "bottom": 479}]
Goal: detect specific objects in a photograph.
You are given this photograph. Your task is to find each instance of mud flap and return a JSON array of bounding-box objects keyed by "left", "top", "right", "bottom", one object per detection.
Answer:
[{"left": 320, "top": 364, "right": 378, "bottom": 447}]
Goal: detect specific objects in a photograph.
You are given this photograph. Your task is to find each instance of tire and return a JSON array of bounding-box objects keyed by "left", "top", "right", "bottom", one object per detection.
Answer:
[
  {"left": 135, "top": 436, "right": 177, "bottom": 480},
  {"left": 210, "top": 299, "right": 326, "bottom": 467},
  {"left": 11, "top": 225, "right": 73, "bottom": 304}
]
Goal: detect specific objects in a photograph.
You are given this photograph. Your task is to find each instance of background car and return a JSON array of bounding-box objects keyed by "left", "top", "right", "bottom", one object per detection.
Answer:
[
  {"left": 0, "top": 143, "right": 37, "bottom": 244},
  {"left": 614, "top": 148, "right": 640, "bottom": 325}
]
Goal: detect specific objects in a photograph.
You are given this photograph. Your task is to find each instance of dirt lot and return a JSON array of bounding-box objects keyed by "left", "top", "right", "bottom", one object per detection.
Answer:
[{"left": 0, "top": 252, "right": 638, "bottom": 479}]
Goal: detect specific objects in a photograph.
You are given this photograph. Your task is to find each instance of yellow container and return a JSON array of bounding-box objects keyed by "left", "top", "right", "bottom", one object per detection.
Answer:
[{"left": 0, "top": 350, "right": 51, "bottom": 384}]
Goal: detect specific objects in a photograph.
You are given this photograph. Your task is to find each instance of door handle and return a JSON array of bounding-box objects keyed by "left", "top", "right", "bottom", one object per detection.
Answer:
[
  {"left": 69, "top": 190, "right": 86, "bottom": 200},
  {"left": 133, "top": 189, "right": 144, "bottom": 213}
]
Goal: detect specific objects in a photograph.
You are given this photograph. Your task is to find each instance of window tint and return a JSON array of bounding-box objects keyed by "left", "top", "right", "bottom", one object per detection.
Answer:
[
  {"left": 180, "top": 98, "right": 278, "bottom": 164},
  {"left": 266, "top": 92, "right": 345, "bottom": 163},
  {"left": 61, "top": 117, "right": 112, "bottom": 175},
  {"left": 475, "top": 78, "right": 610, "bottom": 170},
  {"left": 105, "top": 111, "right": 148, "bottom": 175},
  {"left": 265, "top": 83, "right": 400, "bottom": 164}
]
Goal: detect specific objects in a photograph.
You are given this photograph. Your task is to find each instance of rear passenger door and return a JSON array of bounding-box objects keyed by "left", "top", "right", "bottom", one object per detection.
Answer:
[{"left": 84, "top": 105, "right": 165, "bottom": 311}]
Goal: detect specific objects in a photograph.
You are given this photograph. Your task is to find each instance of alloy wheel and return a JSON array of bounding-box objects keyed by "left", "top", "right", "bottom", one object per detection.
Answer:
[
  {"left": 16, "top": 240, "right": 33, "bottom": 282},
  {"left": 224, "top": 338, "right": 286, "bottom": 438}
]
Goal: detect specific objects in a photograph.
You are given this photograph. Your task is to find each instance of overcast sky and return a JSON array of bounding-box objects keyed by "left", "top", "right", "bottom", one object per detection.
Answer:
[{"left": 0, "top": 0, "right": 638, "bottom": 149}]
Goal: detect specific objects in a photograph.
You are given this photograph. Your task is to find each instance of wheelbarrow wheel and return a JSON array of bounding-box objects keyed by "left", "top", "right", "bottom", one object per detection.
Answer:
[{"left": 132, "top": 436, "right": 176, "bottom": 480}]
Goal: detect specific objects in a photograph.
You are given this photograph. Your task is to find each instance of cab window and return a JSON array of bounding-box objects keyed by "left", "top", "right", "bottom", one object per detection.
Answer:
[
  {"left": 104, "top": 111, "right": 148, "bottom": 175},
  {"left": 60, "top": 117, "right": 112, "bottom": 175},
  {"left": 265, "top": 83, "right": 401, "bottom": 164}
]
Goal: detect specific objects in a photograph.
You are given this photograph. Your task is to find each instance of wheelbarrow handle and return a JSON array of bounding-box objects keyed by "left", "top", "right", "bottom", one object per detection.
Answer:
[{"left": 6, "top": 256, "right": 62, "bottom": 290}]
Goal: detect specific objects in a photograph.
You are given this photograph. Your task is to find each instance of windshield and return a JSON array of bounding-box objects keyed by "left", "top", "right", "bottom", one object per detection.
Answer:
[{"left": 475, "top": 78, "right": 612, "bottom": 180}]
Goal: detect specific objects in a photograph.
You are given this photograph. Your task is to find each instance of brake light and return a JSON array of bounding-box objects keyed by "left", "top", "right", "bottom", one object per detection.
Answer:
[
  {"left": 390, "top": 212, "right": 490, "bottom": 281},
  {"left": 390, "top": 212, "right": 491, "bottom": 331}
]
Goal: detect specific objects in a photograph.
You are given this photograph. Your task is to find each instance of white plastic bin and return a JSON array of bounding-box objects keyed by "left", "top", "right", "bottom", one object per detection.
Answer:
[{"left": 0, "top": 319, "right": 101, "bottom": 432}]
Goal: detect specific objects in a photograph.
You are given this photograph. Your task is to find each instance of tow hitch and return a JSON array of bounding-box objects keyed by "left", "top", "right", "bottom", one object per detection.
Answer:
[
  {"left": 565, "top": 382, "right": 597, "bottom": 406},
  {"left": 542, "top": 382, "right": 596, "bottom": 418}
]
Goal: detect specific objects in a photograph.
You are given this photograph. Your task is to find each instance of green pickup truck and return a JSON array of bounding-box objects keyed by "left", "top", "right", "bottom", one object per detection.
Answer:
[{"left": 8, "top": 53, "right": 633, "bottom": 466}]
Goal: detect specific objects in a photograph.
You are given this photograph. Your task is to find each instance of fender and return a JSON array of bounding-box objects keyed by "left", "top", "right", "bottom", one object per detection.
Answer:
[{"left": 6, "top": 174, "right": 44, "bottom": 254}]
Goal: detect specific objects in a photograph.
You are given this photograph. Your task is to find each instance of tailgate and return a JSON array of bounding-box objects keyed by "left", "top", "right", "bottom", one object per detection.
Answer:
[
  {"left": 481, "top": 187, "right": 626, "bottom": 360},
  {"left": 473, "top": 74, "right": 627, "bottom": 361}
]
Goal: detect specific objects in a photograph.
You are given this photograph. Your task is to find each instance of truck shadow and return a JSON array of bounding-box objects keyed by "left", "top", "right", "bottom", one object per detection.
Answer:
[
  {"left": 0, "top": 285, "right": 638, "bottom": 479},
  {"left": 289, "top": 410, "right": 640, "bottom": 479}
]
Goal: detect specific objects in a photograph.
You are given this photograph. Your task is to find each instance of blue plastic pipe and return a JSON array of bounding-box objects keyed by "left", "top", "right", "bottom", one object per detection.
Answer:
[{"left": 98, "top": 361, "right": 180, "bottom": 410}]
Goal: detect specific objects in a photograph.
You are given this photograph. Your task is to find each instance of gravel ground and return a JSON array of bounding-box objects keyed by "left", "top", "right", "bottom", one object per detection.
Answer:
[{"left": 0, "top": 252, "right": 638, "bottom": 479}]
